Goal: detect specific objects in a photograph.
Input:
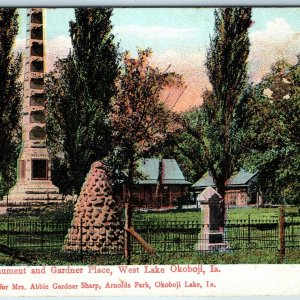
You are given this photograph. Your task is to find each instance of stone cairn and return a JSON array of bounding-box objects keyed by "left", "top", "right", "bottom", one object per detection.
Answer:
[{"left": 63, "top": 161, "right": 124, "bottom": 254}]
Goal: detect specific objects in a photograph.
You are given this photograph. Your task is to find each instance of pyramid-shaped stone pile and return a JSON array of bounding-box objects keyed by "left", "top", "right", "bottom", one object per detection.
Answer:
[{"left": 63, "top": 161, "right": 124, "bottom": 253}]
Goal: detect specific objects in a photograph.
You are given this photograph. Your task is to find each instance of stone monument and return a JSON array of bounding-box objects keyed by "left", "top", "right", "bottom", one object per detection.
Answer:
[
  {"left": 197, "top": 187, "right": 227, "bottom": 251},
  {"left": 8, "top": 9, "right": 61, "bottom": 203},
  {"left": 63, "top": 162, "right": 124, "bottom": 253}
]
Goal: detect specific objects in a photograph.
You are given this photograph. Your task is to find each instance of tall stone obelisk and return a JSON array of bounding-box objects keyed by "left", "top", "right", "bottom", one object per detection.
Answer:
[{"left": 8, "top": 9, "right": 61, "bottom": 203}]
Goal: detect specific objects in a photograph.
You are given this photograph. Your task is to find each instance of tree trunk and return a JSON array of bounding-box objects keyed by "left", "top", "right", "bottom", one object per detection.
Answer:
[
  {"left": 124, "top": 158, "right": 135, "bottom": 264},
  {"left": 124, "top": 202, "right": 131, "bottom": 264}
]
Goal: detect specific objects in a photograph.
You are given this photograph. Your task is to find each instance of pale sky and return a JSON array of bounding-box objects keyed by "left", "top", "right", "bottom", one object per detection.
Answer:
[{"left": 15, "top": 8, "right": 300, "bottom": 111}]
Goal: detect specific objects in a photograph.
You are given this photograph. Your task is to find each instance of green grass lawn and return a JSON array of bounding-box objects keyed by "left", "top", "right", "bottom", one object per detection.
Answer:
[
  {"left": 227, "top": 206, "right": 300, "bottom": 220},
  {"left": 1, "top": 248, "right": 299, "bottom": 265},
  {"left": 1, "top": 206, "right": 299, "bottom": 224},
  {"left": 134, "top": 210, "right": 202, "bottom": 223},
  {"left": 131, "top": 248, "right": 300, "bottom": 264},
  {"left": 133, "top": 206, "right": 300, "bottom": 223}
]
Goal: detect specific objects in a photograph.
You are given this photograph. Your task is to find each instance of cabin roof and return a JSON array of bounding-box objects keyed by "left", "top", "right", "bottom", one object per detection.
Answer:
[
  {"left": 137, "top": 158, "right": 191, "bottom": 185},
  {"left": 191, "top": 171, "right": 215, "bottom": 189},
  {"left": 192, "top": 169, "right": 257, "bottom": 189},
  {"left": 226, "top": 169, "right": 257, "bottom": 187}
]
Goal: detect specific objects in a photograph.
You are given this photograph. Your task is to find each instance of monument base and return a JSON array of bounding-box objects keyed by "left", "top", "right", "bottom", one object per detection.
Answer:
[
  {"left": 7, "top": 180, "right": 63, "bottom": 204},
  {"left": 196, "top": 232, "right": 228, "bottom": 252},
  {"left": 196, "top": 242, "right": 228, "bottom": 252}
]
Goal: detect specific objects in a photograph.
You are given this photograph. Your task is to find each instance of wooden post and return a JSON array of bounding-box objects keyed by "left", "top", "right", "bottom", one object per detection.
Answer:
[
  {"left": 126, "top": 226, "right": 155, "bottom": 254},
  {"left": 124, "top": 203, "right": 131, "bottom": 265},
  {"left": 6, "top": 216, "right": 10, "bottom": 247},
  {"left": 291, "top": 215, "right": 294, "bottom": 244},
  {"left": 248, "top": 214, "right": 251, "bottom": 244},
  {"left": 279, "top": 205, "right": 285, "bottom": 264}
]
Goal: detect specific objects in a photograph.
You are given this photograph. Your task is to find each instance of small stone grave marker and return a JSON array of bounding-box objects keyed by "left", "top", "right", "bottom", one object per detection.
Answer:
[{"left": 196, "top": 187, "right": 227, "bottom": 251}]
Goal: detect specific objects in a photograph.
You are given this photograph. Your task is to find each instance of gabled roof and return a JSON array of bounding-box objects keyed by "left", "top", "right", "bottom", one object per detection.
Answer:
[
  {"left": 136, "top": 158, "right": 191, "bottom": 185},
  {"left": 137, "top": 158, "right": 160, "bottom": 184},
  {"left": 192, "top": 172, "right": 215, "bottom": 189},
  {"left": 226, "top": 169, "right": 257, "bottom": 187},
  {"left": 192, "top": 169, "right": 257, "bottom": 189}
]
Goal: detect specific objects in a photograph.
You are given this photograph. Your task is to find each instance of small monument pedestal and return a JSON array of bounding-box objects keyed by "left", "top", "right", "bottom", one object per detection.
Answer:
[{"left": 197, "top": 187, "right": 227, "bottom": 251}]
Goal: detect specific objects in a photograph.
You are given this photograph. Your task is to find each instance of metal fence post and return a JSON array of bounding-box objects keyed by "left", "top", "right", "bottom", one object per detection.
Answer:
[
  {"left": 291, "top": 215, "right": 294, "bottom": 244},
  {"left": 279, "top": 206, "right": 285, "bottom": 263},
  {"left": 163, "top": 220, "right": 167, "bottom": 253},
  {"left": 248, "top": 214, "right": 251, "bottom": 244},
  {"left": 6, "top": 216, "right": 10, "bottom": 247},
  {"left": 41, "top": 219, "right": 44, "bottom": 251},
  {"left": 124, "top": 203, "right": 131, "bottom": 265}
]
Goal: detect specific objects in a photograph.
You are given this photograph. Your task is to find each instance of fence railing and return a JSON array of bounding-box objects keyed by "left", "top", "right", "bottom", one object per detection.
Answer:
[
  {"left": 1, "top": 219, "right": 70, "bottom": 251},
  {"left": 0, "top": 215, "right": 300, "bottom": 256}
]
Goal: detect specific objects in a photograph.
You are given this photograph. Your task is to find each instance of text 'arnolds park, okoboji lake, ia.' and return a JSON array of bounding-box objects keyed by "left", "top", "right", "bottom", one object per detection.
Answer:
[{"left": 0, "top": 264, "right": 220, "bottom": 296}]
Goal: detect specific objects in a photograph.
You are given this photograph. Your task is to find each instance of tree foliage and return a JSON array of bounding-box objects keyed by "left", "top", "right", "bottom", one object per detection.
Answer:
[
  {"left": 159, "top": 107, "right": 206, "bottom": 183},
  {"left": 202, "top": 8, "right": 252, "bottom": 197},
  {"left": 0, "top": 8, "right": 22, "bottom": 192},
  {"left": 46, "top": 8, "right": 119, "bottom": 195},
  {"left": 110, "top": 49, "right": 183, "bottom": 200},
  {"left": 239, "top": 60, "right": 300, "bottom": 204}
]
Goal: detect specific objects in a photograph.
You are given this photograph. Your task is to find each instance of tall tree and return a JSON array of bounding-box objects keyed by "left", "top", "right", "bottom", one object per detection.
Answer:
[
  {"left": 239, "top": 60, "right": 300, "bottom": 204},
  {"left": 46, "top": 8, "right": 119, "bottom": 195},
  {"left": 110, "top": 49, "right": 183, "bottom": 201},
  {"left": 110, "top": 49, "right": 183, "bottom": 262},
  {"left": 202, "top": 8, "right": 252, "bottom": 198},
  {"left": 0, "top": 9, "right": 22, "bottom": 193}
]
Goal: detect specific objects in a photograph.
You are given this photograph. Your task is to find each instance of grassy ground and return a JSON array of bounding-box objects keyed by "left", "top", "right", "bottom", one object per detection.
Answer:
[
  {"left": 134, "top": 210, "right": 202, "bottom": 223},
  {"left": 1, "top": 248, "right": 299, "bottom": 265},
  {"left": 131, "top": 249, "right": 300, "bottom": 264},
  {"left": 1, "top": 205, "right": 299, "bottom": 223},
  {"left": 227, "top": 206, "right": 300, "bottom": 221},
  {"left": 0, "top": 251, "right": 125, "bottom": 266},
  {"left": 133, "top": 206, "right": 300, "bottom": 223}
]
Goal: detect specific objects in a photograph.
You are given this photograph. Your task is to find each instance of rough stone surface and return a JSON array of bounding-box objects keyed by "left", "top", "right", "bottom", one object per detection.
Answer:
[{"left": 63, "top": 161, "right": 124, "bottom": 253}]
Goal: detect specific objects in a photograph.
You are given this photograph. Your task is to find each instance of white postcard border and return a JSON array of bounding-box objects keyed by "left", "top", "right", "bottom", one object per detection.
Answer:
[{"left": 1, "top": 1, "right": 299, "bottom": 299}]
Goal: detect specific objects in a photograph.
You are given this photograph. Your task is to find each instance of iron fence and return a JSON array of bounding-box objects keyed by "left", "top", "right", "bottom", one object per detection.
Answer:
[
  {"left": 285, "top": 217, "right": 300, "bottom": 249},
  {"left": 1, "top": 219, "right": 70, "bottom": 251},
  {"left": 225, "top": 217, "right": 280, "bottom": 250},
  {"left": 131, "top": 220, "right": 202, "bottom": 254},
  {"left": 0, "top": 215, "right": 300, "bottom": 256}
]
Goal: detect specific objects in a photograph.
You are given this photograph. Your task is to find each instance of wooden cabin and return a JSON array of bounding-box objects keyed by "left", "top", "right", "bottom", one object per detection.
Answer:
[
  {"left": 131, "top": 158, "right": 191, "bottom": 208},
  {"left": 192, "top": 169, "right": 260, "bottom": 207}
]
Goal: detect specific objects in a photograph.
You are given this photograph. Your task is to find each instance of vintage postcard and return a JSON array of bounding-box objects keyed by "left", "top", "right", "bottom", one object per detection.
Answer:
[{"left": 0, "top": 3, "right": 299, "bottom": 297}]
